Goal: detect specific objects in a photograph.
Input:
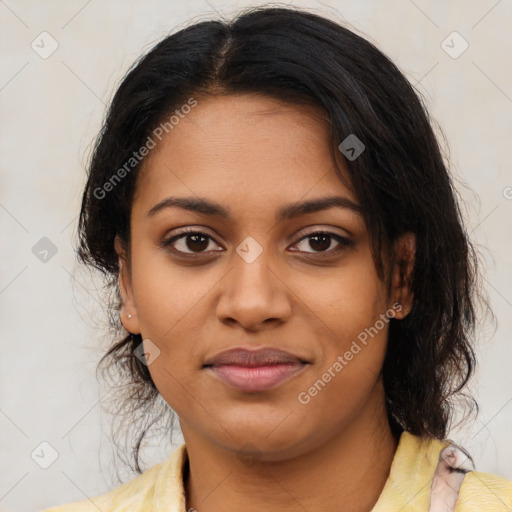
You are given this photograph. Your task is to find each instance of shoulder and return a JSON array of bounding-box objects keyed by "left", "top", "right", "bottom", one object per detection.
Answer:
[
  {"left": 41, "top": 444, "right": 187, "bottom": 512},
  {"left": 41, "top": 462, "right": 163, "bottom": 512},
  {"left": 372, "top": 430, "right": 512, "bottom": 511},
  {"left": 455, "top": 470, "right": 512, "bottom": 510}
]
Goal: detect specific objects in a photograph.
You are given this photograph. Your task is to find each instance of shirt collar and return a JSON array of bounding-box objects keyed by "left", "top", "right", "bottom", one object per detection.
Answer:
[
  {"left": 371, "top": 431, "right": 450, "bottom": 511},
  {"left": 153, "top": 431, "right": 449, "bottom": 511}
]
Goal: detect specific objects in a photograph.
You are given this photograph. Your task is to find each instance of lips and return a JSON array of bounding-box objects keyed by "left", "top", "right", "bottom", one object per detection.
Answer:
[
  {"left": 204, "top": 347, "right": 309, "bottom": 392},
  {"left": 204, "top": 347, "right": 307, "bottom": 367}
]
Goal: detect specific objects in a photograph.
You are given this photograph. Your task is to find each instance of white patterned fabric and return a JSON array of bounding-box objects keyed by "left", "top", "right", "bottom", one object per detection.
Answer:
[{"left": 428, "top": 441, "right": 476, "bottom": 512}]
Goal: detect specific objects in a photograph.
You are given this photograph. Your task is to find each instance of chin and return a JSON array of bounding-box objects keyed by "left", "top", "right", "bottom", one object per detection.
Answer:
[{"left": 212, "top": 412, "right": 317, "bottom": 459}]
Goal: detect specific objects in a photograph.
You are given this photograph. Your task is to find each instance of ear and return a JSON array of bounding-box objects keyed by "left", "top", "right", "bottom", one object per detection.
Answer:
[
  {"left": 114, "top": 235, "right": 141, "bottom": 334},
  {"left": 389, "top": 232, "right": 415, "bottom": 320}
]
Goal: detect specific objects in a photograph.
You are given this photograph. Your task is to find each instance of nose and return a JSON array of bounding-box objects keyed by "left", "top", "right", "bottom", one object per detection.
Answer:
[{"left": 215, "top": 248, "right": 292, "bottom": 332}]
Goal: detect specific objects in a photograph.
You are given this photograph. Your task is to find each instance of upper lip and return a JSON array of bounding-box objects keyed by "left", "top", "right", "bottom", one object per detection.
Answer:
[{"left": 203, "top": 347, "right": 308, "bottom": 367}]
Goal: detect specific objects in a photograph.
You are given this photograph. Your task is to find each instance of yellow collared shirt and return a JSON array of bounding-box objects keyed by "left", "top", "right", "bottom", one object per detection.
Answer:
[{"left": 43, "top": 431, "right": 512, "bottom": 511}]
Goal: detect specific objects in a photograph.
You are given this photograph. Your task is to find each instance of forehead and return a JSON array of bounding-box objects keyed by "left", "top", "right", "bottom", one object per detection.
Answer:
[{"left": 132, "top": 93, "right": 356, "bottom": 219}]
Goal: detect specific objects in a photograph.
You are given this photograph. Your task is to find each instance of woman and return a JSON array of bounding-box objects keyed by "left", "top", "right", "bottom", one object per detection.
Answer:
[{"left": 45, "top": 5, "right": 512, "bottom": 511}]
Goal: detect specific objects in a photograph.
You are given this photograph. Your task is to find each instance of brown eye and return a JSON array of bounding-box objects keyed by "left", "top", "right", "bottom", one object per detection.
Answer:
[
  {"left": 291, "top": 231, "right": 353, "bottom": 255},
  {"left": 160, "top": 229, "right": 223, "bottom": 255},
  {"left": 182, "top": 233, "right": 210, "bottom": 252}
]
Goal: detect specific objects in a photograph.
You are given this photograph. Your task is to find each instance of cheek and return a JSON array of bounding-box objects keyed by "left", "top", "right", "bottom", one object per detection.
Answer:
[
  {"left": 294, "top": 252, "right": 387, "bottom": 338},
  {"left": 130, "top": 245, "right": 213, "bottom": 338},
  {"left": 293, "top": 252, "right": 390, "bottom": 397},
  {"left": 128, "top": 249, "right": 212, "bottom": 404}
]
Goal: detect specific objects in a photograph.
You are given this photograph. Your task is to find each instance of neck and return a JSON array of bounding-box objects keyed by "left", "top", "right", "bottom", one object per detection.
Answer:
[{"left": 182, "top": 382, "right": 399, "bottom": 512}]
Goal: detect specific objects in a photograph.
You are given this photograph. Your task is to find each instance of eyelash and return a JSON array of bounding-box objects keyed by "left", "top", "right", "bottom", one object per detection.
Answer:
[{"left": 159, "top": 227, "right": 353, "bottom": 259}]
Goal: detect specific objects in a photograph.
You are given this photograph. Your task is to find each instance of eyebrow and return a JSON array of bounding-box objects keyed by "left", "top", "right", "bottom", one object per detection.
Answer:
[{"left": 147, "top": 195, "right": 362, "bottom": 221}]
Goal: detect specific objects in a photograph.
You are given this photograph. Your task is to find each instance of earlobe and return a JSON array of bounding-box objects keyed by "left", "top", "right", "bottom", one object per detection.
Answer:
[{"left": 390, "top": 232, "right": 415, "bottom": 319}]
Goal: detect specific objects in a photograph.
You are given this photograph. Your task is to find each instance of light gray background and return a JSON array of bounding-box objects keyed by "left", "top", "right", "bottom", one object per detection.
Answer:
[{"left": 1, "top": 1, "right": 511, "bottom": 511}]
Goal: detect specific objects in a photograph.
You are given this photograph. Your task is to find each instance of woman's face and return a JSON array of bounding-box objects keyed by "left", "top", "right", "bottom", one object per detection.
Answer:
[{"left": 116, "top": 93, "right": 413, "bottom": 461}]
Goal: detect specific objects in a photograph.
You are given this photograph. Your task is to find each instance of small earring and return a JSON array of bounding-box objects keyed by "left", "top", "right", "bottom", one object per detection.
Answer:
[{"left": 127, "top": 314, "right": 132, "bottom": 319}]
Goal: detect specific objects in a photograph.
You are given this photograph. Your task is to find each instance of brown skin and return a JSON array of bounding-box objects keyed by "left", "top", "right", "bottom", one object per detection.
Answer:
[{"left": 115, "top": 93, "right": 415, "bottom": 512}]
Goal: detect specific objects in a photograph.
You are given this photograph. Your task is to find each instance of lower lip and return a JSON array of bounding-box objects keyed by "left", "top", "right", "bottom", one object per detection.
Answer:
[{"left": 207, "top": 363, "right": 306, "bottom": 392}]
